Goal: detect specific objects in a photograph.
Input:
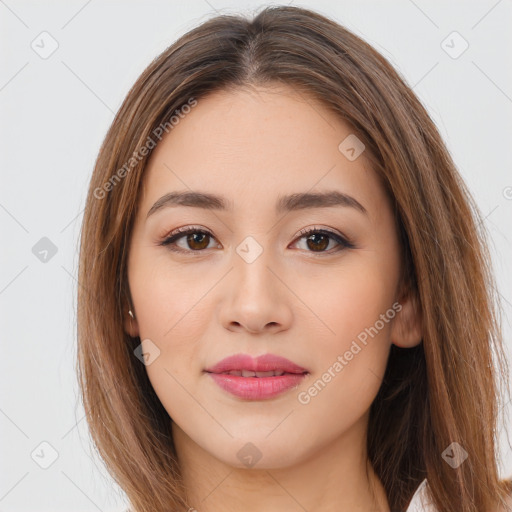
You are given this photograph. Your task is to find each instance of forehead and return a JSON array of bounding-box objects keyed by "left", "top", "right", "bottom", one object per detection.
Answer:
[{"left": 138, "top": 85, "right": 387, "bottom": 219}]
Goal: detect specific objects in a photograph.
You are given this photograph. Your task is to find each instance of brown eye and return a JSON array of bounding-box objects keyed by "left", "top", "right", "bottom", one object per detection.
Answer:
[
  {"left": 185, "top": 232, "right": 210, "bottom": 250},
  {"left": 293, "top": 227, "right": 355, "bottom": 254},
  {"left": 160, "top": 227, "right": 218, "bottom": 253},
  {"left": 160, "top": 226, "right": 354, "bottom": 255},
  {"left": 305, "top": 232, "right": 330, "bottom": 252}
]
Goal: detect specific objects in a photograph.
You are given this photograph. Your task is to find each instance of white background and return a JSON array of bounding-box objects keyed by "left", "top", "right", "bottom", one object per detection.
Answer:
[{"left": 1, "top": 1, "right": 511, "bottom": 510}]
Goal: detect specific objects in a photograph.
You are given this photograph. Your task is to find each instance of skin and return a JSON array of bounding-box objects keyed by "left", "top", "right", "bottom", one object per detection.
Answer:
[{"left": 124, "top": 84, "right": 422, "bottom": 512}]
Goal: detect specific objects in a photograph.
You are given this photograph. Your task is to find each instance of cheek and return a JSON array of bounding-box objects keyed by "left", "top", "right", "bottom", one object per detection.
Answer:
[
  {"left": 293, "top": 259, "right": 396, "bottom": 348},
  {"left": 292, "top": 261, "right": 395, "bottom": 412},
  {"left": 128, "top": 252, "right": 212, "bottom": 399},
  {"left": 134, "top": 272, "right": 208, "bottom": 425},
  {"left": 130, "top": 248, "right": 211, "bottom": 340}
]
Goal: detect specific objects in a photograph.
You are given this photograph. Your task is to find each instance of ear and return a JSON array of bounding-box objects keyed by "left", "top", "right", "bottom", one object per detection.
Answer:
[
  {"left": 123, "top": 308, "right": 140, "bottom": 338},
  {"left": 390, "top": 288, "right": 422, "bottom": 348}
]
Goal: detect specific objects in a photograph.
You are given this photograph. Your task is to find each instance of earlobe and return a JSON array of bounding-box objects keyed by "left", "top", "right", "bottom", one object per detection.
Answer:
[
  {"left": 124, "top": 309, "right": 140, "bottom": 338},
  {"left": 390, "top": 291, "right": 422, "bottom": 348}
]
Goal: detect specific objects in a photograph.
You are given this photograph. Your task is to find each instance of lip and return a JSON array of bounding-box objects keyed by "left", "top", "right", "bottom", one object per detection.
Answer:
[
  {"left": 205, "top": 353, "right": 308, "bottom": 374},
  {"left": 204, "top": 353, "right": 309, "bottom": 400}
]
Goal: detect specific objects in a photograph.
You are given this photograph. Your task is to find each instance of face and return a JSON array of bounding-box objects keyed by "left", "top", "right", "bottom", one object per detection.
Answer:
[{"left": 124, "top": 84, "right": 421, "bottom": 470}]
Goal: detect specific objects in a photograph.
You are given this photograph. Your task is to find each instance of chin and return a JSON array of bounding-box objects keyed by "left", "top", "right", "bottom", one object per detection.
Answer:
[{"left": 207, "top": 436, "right": 311, "bottom": 470}]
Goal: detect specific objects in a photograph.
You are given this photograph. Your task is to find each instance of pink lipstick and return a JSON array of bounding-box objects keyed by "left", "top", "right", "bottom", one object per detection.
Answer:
[{"left": 204, "top": 353, "right": 308, "bottom": 400}]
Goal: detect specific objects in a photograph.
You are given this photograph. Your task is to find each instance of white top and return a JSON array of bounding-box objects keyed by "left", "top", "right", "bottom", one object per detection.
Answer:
[
  {"left": 406, "top": 479, "right": 512, "bottom": 511},
  {"left": 405, "top": 479, "right": 438, "bottom": 511}
]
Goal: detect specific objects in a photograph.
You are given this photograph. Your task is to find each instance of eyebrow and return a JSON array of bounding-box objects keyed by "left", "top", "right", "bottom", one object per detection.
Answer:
[{"left": 146, "top": 190, "right": 368, "bottom": 219}]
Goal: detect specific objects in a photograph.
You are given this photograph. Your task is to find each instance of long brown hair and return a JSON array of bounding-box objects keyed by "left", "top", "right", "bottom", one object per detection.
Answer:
[{"left": 77, "top": 5, "right": 512, "bottom": 511}]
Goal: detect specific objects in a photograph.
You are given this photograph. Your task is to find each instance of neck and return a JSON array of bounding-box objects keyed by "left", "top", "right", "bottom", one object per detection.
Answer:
[{"left": 172, "top": 416, "right": 390, "bottom": 512}]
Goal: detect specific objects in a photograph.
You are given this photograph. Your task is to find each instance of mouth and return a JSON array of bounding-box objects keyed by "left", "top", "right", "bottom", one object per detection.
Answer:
[
  {"left": 204, "top": 353, "right": 309, "bottom": 400},
  {"left": 214, "top": 369, "right": 299, "bottom": 377},
  {"left": 204, "top": 352, "right": 308, "bottom": 374}
]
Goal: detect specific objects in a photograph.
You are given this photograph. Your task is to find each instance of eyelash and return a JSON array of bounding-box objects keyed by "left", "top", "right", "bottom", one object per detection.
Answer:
[{"left": 158, "top": 225, "right": 355, "bottom": 255}]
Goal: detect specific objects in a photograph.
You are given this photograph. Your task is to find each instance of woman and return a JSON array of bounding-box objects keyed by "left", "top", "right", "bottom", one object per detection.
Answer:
[{"left": 77, "top": 5, "right": 512, "bottom": 511}]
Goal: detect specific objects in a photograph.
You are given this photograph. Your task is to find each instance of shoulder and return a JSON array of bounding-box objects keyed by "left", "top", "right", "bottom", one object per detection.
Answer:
[
  {"left": 405, "top": 479, "right": 437, "bottom": 512},
  {"left": 496, "top": 478, "right": 512, "bottom": 512},
  {"left": 495, "top": 495, "right": 512, "bottom": 512},
  {"left": 406, "top": 479, "right": 512, "bottom": 512}
]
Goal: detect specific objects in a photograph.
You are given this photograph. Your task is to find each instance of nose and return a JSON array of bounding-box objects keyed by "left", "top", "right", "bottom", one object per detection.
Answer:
[{"left": 218, "top": 249, "right": 293, "bottom": 335}]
